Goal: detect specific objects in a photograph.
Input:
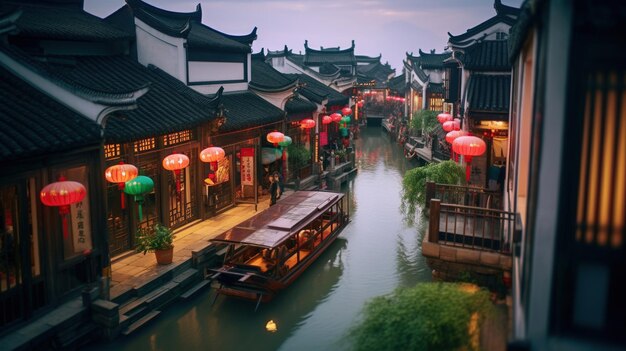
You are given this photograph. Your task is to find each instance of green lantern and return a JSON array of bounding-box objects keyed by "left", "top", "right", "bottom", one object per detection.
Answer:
[
  {"left": 340, "top": 127, "right": 349, "bottom": 137},
  {"left": 341, "top": 116, "right": 351, "bottom": 124},
  {"left": 278, "top": 135, "right": 292, "bottom": 148},
  {"left": 124, "top": 175, "right": 154, "bottom": 221}
]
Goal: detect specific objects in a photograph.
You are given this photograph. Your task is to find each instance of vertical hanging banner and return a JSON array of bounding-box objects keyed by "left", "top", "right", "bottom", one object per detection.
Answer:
[
  {"left": 71, "top": 199, "right": 92, "bottom": 252},
  {"left": 240, "top": 147, "right": 255, "bottom": 186}
]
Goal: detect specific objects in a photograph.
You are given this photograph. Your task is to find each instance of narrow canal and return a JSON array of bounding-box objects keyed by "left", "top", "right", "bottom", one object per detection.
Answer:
[{"left": 96, "top": 126, "right": 432, "bottom": 351}]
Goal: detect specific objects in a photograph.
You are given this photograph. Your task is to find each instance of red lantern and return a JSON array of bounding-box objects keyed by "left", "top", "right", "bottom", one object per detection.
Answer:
[
  {"left": 300, "top": 118, "right": 316, "bottom": 129},
  {"left": 453, "top": 136, "right": 487, "bottom": 182},
  {"left": 453, "top": 118, "right": 461, "bottom": 131},
  {"left": 40, "top": 177, "right": 87, "bottom": 239},
  {"left": 200, "top": 146, "right": 225, "bottom": 173},
  {"left": 445, "top": 130, "right": 466, "bottom": 144},
  {"left": 105, "top": 162, "right": 138, "bottom": 209},
  {"left": 442, "top": 121, "right": 455, "bottom": 132},
  {"left": 163, "top": 153, "right": 190, "bottom": 193},
  {"left": 330, "top": 113, "right": 342, "bottom": 123},
  {"left": 357, "top": 101, "right": 364, "bottom": 108},
  {"left": 322, "top": 115, "right": 332, "bottom": 125},
  {"left": 437, "top": 113, "right": 453, "bottom": 124},
  {"left": 341, "top": 107, "right": 352, "bottom": 116},
  {"left": 267, "top": 131, "right": 284, "bottom": 146}
]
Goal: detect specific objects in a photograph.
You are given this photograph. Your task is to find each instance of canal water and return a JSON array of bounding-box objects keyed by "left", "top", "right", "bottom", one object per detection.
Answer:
[{"left": 96, "top": 127, "right": 432, "bottom": 351}]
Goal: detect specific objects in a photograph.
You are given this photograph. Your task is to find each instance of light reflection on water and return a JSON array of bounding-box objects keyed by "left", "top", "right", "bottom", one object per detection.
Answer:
[{"left": 94, "top": 127, "right": 431, "bottom": 351}]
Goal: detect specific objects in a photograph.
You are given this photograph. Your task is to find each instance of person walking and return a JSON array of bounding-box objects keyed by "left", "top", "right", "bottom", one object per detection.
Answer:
[
  {"left": 274, "top": 171, "right": 284, "bottom": 198},
  {"left": 269, "top": 174, "right": 279, "bottom": 206}
]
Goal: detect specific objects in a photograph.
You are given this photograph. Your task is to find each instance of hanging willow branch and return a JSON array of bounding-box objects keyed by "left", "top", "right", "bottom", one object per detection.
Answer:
[{"left": 400, "top": 160, "right": 465, "bottom": 225}]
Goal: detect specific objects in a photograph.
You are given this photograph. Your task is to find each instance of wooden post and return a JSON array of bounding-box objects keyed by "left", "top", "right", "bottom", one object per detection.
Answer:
[
  {"left": 429, "top": 199, "right": 440, "bottom": 243},
  {"left": 425, "top": 181, "right": 436, "bottom": 208}
]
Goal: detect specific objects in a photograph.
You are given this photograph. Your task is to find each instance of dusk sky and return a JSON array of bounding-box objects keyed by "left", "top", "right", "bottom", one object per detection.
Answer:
[{"left": 85, "top": 0, "right": 522, "bottom": 72}]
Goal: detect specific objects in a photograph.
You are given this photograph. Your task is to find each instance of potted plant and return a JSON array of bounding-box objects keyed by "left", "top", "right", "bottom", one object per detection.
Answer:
[{"left": 135, "top": 223, "right": 175, "bottom": 265}]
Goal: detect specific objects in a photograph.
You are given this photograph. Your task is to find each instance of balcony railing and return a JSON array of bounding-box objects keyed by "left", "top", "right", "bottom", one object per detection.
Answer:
[
  {"left": 425, "top": 181, "right": 503, "bottom": 210},
  {"left": 428, "top": 198, "right": 515, "bottom": 253}
]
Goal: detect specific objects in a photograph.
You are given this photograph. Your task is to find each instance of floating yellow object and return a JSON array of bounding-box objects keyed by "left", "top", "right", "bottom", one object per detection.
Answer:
[{"left": 265, "top": 320, "right": 277, "bottom": 332}]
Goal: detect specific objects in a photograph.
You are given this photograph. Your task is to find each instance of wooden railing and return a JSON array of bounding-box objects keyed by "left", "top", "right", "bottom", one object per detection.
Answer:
[
  {"left": 428, "top": 199, "right": 515, "bottom": 253},
  {"left": 425, "top": 181, "right": 502, "bottom": 210}
]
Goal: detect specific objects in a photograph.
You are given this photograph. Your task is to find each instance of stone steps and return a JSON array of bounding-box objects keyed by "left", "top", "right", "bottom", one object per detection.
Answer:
[{"left": 121, "top": 311, "right": 161, "bottom": 336}]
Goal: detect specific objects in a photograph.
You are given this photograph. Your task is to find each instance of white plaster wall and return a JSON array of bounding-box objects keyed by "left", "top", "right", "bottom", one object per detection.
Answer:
[
  {"left": 135, "top": 18, "right": 186, "bottom": 83},
  {"left": 191, "top": 82, "right": 249, "bottom": 95},
  {"left": 426, "top": 69, "right": 443, "bottom": 84},
  {"left": 188, "top": 61, "right": 244, "bottom": 82}
]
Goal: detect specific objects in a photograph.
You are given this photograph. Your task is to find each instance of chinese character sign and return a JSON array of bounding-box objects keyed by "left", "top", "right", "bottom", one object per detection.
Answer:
[
  {"left": 70, "top": 187, "right": 92, "bottom": 252},
  {"left": 240, "top": 147, "right": 255, "bottom": 186}
]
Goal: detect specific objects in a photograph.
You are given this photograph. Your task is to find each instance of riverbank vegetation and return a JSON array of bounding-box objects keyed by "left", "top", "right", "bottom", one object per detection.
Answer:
[
  {"left": 349, "top": 282, "right": 493, "bottom": 351},
  {"left": 401, "top": 160, "right": 465, "bottom": 224}
]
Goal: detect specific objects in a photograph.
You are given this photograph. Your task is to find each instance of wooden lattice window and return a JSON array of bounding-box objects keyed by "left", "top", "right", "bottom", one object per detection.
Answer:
[
  {"left": 134, "top": 138, "right": 156, "bottom": 153},
  {"left": 163, "top": 130, "right": 193, "bottom": 147},
  {"left": 104, "top": 144, "right": 121, "bottom": 159},
  {"left": 576, "top": 70, "right": 625, "bottom": 249}
]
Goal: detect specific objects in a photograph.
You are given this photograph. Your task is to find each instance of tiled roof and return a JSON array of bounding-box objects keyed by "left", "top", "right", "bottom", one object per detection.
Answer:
[
  {"left": 508, "top": 0, "right": 535, "bottom": 62},
  {"left": 285, "top": 96, "right": 317, "bottom": 114},
  {"left": 4, "top": 48, "right": 222, "bottom": 142},
  {"left": 356, "top": 54, "right": 381, "bottom": 64},
  {"left": 286, "top": 54, "right": 305, "bottom": 67},
  {"left": 448, "top": 14, "right": 517, "bottom": 45},
  {"left": 287, "top": 74, "right": 348, "bottom": 106},
  {"left": 357, "top": 61, "right": 394, "bottom": 81},
  {"left": 494, "top": 0, "right": 521, "bottom": 17},
  {"left": 0, "top": 65, "right": 101, "bottom": 162},
  {"left": 319, "top": 62, "right": 340, "bottom": 76},
  {"left": 388, "top": 74, "right": 406, "bottom": 94},
  {"left": 220, "top": 92, "right": 285, "bottom": 133},
  {"left": 2, "top": 2, "right": 132, "bottom": 41},
  {"left": 303, "top": 40, "right": 356, "bottom": 66},
  {"left": 460, "top": 40, "right": 510, "bottom": 71},
  {"left": 121, "top": 0, "right": 251, "bottom": 53},
  {"left": 466, "top": 74, "right": 511, "bottom": 113},
  {"left": 250, "top": 53, "right": 297, "bottom": 92},
  {"left": 413, "top": 49, "right": 452, "bottom": 69}
]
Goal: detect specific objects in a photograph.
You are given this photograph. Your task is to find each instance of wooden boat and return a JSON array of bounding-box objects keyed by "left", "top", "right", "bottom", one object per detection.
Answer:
[{"left": 209, "top": 191, "right": 349, "bottom": 309}]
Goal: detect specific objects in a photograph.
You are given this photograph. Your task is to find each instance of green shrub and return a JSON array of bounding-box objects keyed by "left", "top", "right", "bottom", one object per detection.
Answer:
[
  {"left": 349, "top": 282, "right": 493, "bottom": 351},
  {"left": 410, "top": 110, "right": 439, "bottom": 135},
  {"left": 135, "top": 223, "right": 175, "bottom": 254},
  {"left": 401, "top": 160, "right": 465, "bottom": 225},
  {"left": 287, "top": 144, "right": 311, "bottom": 172}
]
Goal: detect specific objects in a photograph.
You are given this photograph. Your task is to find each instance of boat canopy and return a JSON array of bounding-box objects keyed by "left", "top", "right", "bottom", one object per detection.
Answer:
[{"left": 210, "top": 191, "right": 342, "bottom": 248}]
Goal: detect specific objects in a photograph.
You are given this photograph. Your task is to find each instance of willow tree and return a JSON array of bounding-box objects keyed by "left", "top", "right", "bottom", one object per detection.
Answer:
[{"left": 401, "top": 160, "right": 465, "bottom": 224}]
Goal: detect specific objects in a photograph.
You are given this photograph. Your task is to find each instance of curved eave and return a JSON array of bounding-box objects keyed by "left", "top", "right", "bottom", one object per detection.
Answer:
[
  {"left": 447, "top": 15, "right": 517, "bottom": 44},
  {"left": 126, "top": 0, "right": 201, "bottom": 22},
  {"left": 249, "top": 80, "right": 297, "bottom": 93},
  {"left": 216, "top": 26, "right": 257, "bottom": 46},
  {"left": 134, "top": 9, "right": 191, "bottom": 38},
  {"left": 304, "top": 39, "right": 355, "bottom": 55},
  {"left": 0, "top": 8, "right": 21, "bottom": 35}
]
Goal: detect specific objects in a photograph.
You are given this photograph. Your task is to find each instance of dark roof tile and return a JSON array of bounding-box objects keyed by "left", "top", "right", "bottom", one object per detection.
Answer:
[
  {"left": 461, "top": 40, "right": 510, "bottom": 71},
  {"left": 121, "top": 0, "right": 251, "bottom": 53},
  {"left": 220, "top": 92, "right": 285, "bottom": 132},
  {"left": 467, "top": 74, "right": 511, "bottom": 112},
  {"left": 448, "top": 14, "right": 517, "bottom": 45},
  {"left": 303, "top": 40, "right": 356, "bottom": 66},
  {"left": 0, "top": 65, "right": 101, "bottom": 162},
  {"left": 285, "top": 96, "right": 317, "bottom": 114},
  {"left": 286, "top": 74, "right": 348, "bottom": 106},
  {"left": 4, "top": 3, "right": 132, "bottom": 41},
  {"left": 250, "top": 55, "right": 297, "bottom": 92}
]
